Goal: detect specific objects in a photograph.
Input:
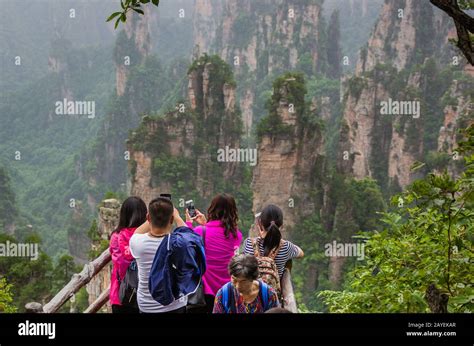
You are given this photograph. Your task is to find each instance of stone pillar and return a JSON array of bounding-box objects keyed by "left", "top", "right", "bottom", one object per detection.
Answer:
[{"left": 86, "top": 199, "right": 120, "bottom": 313}]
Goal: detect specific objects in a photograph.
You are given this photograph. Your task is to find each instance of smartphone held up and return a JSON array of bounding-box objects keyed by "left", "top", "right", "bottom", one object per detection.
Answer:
[{"left": 186, "top": 200, "right": 197, "bottom": 218}]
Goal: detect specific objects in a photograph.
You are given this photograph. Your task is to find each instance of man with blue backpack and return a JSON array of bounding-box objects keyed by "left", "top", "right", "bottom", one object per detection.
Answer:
[
  {"left": 213, "top": 254, "right": 280, "bottom": 313},
  {"left": 129, "top": 197, "right": 190, "bottom": 313}
]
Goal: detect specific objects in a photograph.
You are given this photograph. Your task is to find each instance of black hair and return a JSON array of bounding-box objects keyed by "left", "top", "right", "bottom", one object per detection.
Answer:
[
  {"left": 148, "top": 197, "right": 174, "bottom": 228},
  {"left": 228, "top": 254, "right": 259, "bottom": 281},
  {"left": 207, "top": 193, "right": 239, "bottom": 238},
  {"left": 112, "top": 196, "right": 147, "bottom": 235},
  {"left": 259, "top": 204, "right": 283, "bottom": 256}
]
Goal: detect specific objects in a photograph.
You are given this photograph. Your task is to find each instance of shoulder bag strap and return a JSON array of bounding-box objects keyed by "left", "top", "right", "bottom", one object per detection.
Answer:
[
  {"left": 251, "top": 238, "right": 260, "bottom": 257},
  {"left": 269, "top": 239, "right": 285, "bottom": 260},
  {"left": 259, "top": 281, "right": 269, "bottom": 311},
  {"left": 228, "top": 283, "right": 236, "bottom": 313},
  {"left": 223, "top": 282, "right": 235, "bottom": 313},
  {"left": 201, "top": 226, "right": 206, "bottom": 248}
]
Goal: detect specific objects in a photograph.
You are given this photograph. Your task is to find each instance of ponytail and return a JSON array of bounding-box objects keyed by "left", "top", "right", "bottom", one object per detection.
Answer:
[{"left": 259, "top": 205, "right": 283, "bottom": 256}]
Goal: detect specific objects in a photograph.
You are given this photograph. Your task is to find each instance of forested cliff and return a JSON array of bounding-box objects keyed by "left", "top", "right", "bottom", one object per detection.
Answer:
[{"left": 0, "top": 0, "right": 472, "bottom": 312}]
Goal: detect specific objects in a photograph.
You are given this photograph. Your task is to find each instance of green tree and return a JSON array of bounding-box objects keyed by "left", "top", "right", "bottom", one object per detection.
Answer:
[
  {"left": 292, "top": 177, "right": 386, "bottom": 311},
  {"left": 52, "top": 254, "right": 78, "bottom": 292},
  {"left": 319, "top": 125, "right": 474, "bottom": 313},
  {"left": 52, "top": 254, "right": 84, "bottom": 312},
  {"left": 0, "top": 278, "right": 16, "bottom": 313},
  {"left": 256, "top": 72, "right": 307, "bottom": 140},
  {"left": 0, "top": 233, "right": 53, "bottom": 311}
]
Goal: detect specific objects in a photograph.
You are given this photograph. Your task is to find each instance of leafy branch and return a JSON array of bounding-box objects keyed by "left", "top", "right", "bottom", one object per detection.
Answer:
[{"left": 106, "top": 0, "right": 160, "bottom": 29}]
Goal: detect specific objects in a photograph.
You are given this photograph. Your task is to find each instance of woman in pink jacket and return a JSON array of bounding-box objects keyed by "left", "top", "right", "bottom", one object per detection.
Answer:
[
  {"left": 186, "top": 193, "right": 242, "bottom": 313},
  {"left": 109, "top": 196, "right": 147, "bottom": 313}
]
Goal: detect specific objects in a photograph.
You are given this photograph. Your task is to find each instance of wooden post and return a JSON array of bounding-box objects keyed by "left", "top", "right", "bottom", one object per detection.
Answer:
[
  {"left": 281, "top": 268, "right": 298, "bottom": 313},
  {"left": 42, "top": 249, "right": 111, "bottom": 313},
  {"left": 84, "top": 287, "right": 110, "bottom": 313}
]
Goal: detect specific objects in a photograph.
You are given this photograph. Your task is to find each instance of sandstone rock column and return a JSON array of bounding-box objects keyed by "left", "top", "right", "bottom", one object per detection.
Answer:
[{"left": 86, "top": 199, "right": 120, "bottom": 313}]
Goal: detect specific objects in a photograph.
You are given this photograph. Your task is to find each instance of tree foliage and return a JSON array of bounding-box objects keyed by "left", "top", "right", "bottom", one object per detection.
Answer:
[
  {"left": 0, "top": 232, "right": 85, "bottom": 312},
  {"left": 0, "top": 233, "right": 52, "bottom": 311},
  {"left": 256, "top": 72, "right": 307, "bottom": 140},
  {"left": 319, "top": 125, "right": 474, "bottom": 313},
  {"left": 0, "top": 278, "right": 16, "bottom": 313}
]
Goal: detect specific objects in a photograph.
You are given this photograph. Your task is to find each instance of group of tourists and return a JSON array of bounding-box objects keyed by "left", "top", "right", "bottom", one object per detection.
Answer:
[{"left": 109, "top": 193, "right": 304, "bottom": 314}]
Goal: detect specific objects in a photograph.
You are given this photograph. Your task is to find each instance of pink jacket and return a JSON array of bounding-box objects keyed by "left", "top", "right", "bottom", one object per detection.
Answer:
[
  {"left": 109, "top": 227, "right": 136, "bottom": 305},
  {"left": 186, "top": 220, "right": 242, "bottom": 297}
]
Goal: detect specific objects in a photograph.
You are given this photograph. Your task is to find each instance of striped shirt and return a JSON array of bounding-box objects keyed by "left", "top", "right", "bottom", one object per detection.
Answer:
[{"left": 243, "top": 237, "right": 300, "bottom": 277}]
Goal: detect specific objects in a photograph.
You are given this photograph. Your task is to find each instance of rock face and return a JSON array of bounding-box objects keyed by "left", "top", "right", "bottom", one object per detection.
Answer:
[
  {"left": 355, "top": 0, "right": 414, "bottom": 74},
  {"left": 349, "top": 0, "right": 369, "bottom": 17},
  {"left": 47, "top": 37, "right": 74, "bottom": 121},
  {"left": 67, "top": 202, "right": 92, "bottom": 264},
  {"left": 338, "top": 0, "right": 469, "bottom": 192},
  {"left": 193, "top": 0, "right": 224, "bottom": 54},
  {"left": 128, "top": 151, "right": 162, "bottom": 205},
  {"left": 128, "top": 55, "right": 244, "bottom": 205},
  {"left": 252, "top": 75, "right": 325, "bottom": 236},
  {"left": 355, "top": 0, "right": 453, "bottom": 75},
  {"left": 338, "top": 77, "right": 389, "bottom": 180},
  {"left": 86, "top": 199, "right": 120, "bottom": 313},
  {"left": 116, "top": 10, "right": 151, "bottom": 96},
  {"left": 250, "top": 74, "right": 328, "bottom": 299},
  {"left": 437, "top": 79, "right": 474, "bottom": 175},
  {"left": 325, "top": 0, "right": 473, "bottom": 291},
  {"left": 193, "top": 0, "right": 325, "bottom": 134},
  {"left": 77, "top": 9, "right": 153, "bottom": 209},
  {"left": 128, "top": 112, "right": 197, "bottom": 205}
]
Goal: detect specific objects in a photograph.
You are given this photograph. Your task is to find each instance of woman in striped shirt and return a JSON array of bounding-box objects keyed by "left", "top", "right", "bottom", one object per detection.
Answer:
[{"left": 242, "top": 204, "right": 304, "bottom": 279}]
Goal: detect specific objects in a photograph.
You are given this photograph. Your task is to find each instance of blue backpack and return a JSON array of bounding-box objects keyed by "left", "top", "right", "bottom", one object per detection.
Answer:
[
  {"left": 221, "top": 281, "right": 270, "bottom": 313},
  {"left": 148, "top": 227, "right": 206, "bottom": 306}
]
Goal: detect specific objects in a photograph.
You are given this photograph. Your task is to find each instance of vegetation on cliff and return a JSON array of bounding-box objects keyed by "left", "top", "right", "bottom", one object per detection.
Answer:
[
  {"left": 129, "top": 54, "right": 253, "bottom": 232},
  {"left": 319, "top": 125, "right": 474, "bottom": 313}
]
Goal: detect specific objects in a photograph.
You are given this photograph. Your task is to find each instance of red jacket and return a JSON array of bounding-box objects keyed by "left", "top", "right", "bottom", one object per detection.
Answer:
[{"left": 109, "top": 227, "right": 136, "bottom": 305}]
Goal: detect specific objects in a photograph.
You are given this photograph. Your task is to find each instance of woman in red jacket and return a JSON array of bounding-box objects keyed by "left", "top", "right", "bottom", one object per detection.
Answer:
[{"left": 109, "top": 196, "right": 147, "bottom": 313}]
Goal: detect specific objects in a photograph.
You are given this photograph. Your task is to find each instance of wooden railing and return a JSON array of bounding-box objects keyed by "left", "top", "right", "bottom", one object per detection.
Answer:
[
  {"left": 84, "top": 287, "right": 111, "bottom": 313},
  {"left": 27, "top": 250, "right": 298, "bottom": 313},
  {"left": 26, "top": 249, "right": 112, "bottom": 313}
]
